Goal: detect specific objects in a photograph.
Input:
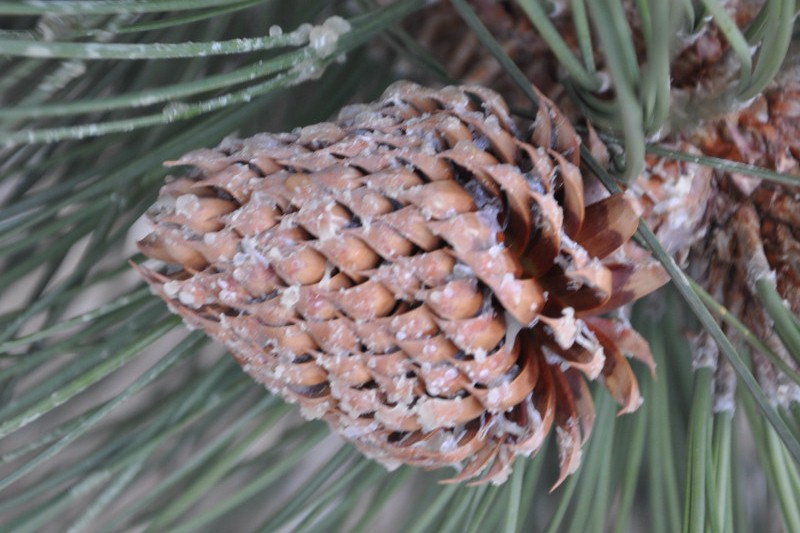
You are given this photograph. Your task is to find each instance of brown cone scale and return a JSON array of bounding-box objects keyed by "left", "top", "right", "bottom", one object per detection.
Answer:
[{"left": 135, "top": 82, "right": 666, "bottom": 485}]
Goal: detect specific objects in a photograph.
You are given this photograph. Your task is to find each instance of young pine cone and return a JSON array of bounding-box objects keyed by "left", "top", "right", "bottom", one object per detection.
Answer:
[{"left": 134, "top": 82, "right": 667, "bottom": 486}]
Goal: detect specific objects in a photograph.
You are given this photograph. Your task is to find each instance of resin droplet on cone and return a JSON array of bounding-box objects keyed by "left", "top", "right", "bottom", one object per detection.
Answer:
[{"left": 134, "top": 82, "right": 667, "bottom": 485}]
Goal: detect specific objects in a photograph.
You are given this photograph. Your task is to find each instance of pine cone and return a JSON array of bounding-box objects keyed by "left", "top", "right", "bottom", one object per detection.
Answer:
[
  {"left": 669, "top": 80, "right": 800, "bottom": 406},
  {"left": 408, "top": 0, "right": 762, "bottom": 117},
  {"left": 134, "top": 82, "right": 667, "bottom": 485}
]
